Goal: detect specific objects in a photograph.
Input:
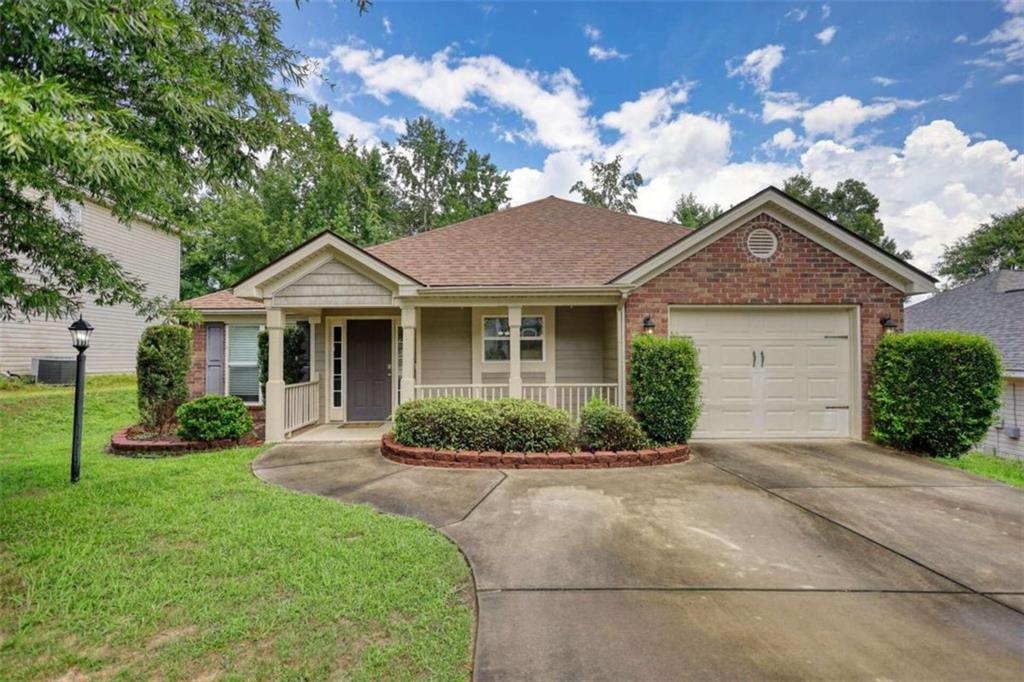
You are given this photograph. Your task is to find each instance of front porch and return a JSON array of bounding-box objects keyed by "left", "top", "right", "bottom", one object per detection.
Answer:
[{"left": 266, "top": 302, "right": 626, "bottom": 441}]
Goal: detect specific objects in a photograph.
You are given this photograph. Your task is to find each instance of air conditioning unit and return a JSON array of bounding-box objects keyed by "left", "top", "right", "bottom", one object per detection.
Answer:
[{"left": 32, "top": 357, "right": 78, "bottom": 385}]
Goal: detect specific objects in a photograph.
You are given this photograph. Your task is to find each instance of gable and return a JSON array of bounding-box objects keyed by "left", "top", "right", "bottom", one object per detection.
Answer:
[{"left": 271, "top": 259, "right": 394, "bottom": 307}]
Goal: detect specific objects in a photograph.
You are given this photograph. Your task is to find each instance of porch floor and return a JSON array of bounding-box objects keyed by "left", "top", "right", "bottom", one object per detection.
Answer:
[{"left": 288, "top": 422, "right": 391, "bottom": 443}]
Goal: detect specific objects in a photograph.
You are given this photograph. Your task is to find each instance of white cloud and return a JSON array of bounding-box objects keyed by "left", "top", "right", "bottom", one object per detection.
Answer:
[
  {"left": 290, "top": 57, "right": 327, "bottom": 104},
  {"left": 801, "top": 95, "right": 923, "bottom": 141},
  {"left": 377, "top": 116, "right": 407, "bottom": 135},
  {"left": 727, "top": 44, "right": 786, "bottom": 92},
  {"left": 331, "top": 44, "right": 598, "bottom": 151},
  {"left": 978, "top": 16, "right": 1024, "bottom": 65},
  {"left": 382, "top": 17, "right": 392, "bottom": 35},
  {"left": 821, "top": 4, "right": 831, "bottom": 20},
  {"left": 589, "top": 45, "right": 629, "bottom": 61},
  {"left": 1005, "top": 0, "right": 1024, "bottom": 13},
  {"left": 871, "top": 76, "right": 899, "bottom": 86},
  {"left": 762, "top": 91, "right": 810, "bottom": 123},
  {"left": 816, "top": 26, "right": 838, "bottom": 45},
  {"left": 583, "top": 24, "right": 602, "bottom": 42},
  {"left": 508, "top": 150, "right": 589, "bottom": 205},
  {"left": 953, "top": 34, "right": 968, "bottom": 44},
  {"left": 767, "top": 127, "right": 803, "bottom": 152},
  {"left": 329, "top": 111, "right": 377, "bottom": 142},
  {"left": 786, "top": 8, "right": 808, "bottom": 22},
  {"left": 998, "top": 73, "right": 1024, "bottom": 84}
]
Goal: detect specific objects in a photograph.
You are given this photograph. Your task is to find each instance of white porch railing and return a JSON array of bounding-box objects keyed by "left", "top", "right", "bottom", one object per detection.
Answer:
[
  {"left": 414, "top": 384, "right": 509, "bottom": 400},
  {"left": 284, "top": 379, "right": 320, "bottom": 435},
  {"left": 523, "top": 383, "right": 618, "bottom": 417}
]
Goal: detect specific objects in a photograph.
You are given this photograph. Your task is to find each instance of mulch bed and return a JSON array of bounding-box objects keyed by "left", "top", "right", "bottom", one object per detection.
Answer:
[
  {"left": 109, "top": 426, "right": 263, "bottom": 456},
  {"left": 381, "top": 433, "right": 690, "bottom": 469}
]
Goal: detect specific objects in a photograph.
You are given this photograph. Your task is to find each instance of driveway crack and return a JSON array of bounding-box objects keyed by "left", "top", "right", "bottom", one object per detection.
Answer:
[{"left": 439, "top": 472, "right": 508, "bottom": 530}]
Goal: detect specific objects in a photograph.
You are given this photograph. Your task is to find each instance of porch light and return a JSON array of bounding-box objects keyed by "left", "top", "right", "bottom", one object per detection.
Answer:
[
  {"left": 880, "top": 316, "right": 898, "bottom": 334},
  {"left": 68, "top": 315, "right": 93, "bottom": 483},
  {"left": 642, "top": 315, "right": 656, "bottom": 335}
]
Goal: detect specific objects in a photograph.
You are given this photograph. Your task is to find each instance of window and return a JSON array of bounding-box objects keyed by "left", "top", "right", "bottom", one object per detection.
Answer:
[
  {"left": 332, "top": 325, "right": 343, "bottom": 408},
  {"left": 482, "top": 315, "right": 545, "bottom": 362},
  {"left": 228, "top": 325, "right": 260, "bottom": 403}
]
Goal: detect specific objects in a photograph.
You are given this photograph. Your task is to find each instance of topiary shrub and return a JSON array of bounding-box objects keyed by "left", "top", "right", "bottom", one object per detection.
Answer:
[
  {"left": 137, "top": 324, "right": 192, "bottom": 433},
  {"left": 392, "top": 397, "right": 574, "bottom": 452},
  {"left": 176, "top": 395, "right": 253, "bottom": 442},
  {"left": 871, "top": 330, "right": 1002, "bottom": 457},
  {"left": 630, "top": 334, "right": 702, "bottom": 445},
  {"left": 257, "top": 326, "right": 308, "bottom": 387},
  {"left": 577, "top": 396, "right": 649, "bottom": 451}
]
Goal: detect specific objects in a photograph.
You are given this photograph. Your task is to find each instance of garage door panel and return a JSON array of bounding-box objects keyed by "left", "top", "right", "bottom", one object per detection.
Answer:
[{"left": 669, "top": 307, "right": 853, "bottom": 439}]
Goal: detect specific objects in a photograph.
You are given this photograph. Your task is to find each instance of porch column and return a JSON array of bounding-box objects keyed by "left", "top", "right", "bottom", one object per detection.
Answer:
[
  {"left": 400, "top": 303, "right": 416, "bottom": 404},
  {"left": 265, "top": 307, "right": 285, "bottom": 442},
  {"left": 508, "top": 305, "right": 522, "bottom": 399}
]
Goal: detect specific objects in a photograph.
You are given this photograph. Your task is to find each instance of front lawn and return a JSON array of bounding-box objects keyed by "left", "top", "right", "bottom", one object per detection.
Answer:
[
  {"left": 0, "top": 376, "right": 472, "bottom": 680},
  {"left": 935, "top": 451, "right": 1024, "bottom": 488}
]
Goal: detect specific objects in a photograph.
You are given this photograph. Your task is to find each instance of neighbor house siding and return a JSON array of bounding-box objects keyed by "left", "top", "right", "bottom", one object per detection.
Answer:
[
  {"left": 980, "top": 378, "right": 1024, "bottom": 460},
  {"left": 555, "top": 306, "right": 609, "bottom": 383},
  {"left": 0, "top": 198, "right": 180, "bottom": 375},
  {"left": 272, "top": 260, "right": 393, "bottom": 307},
  {"left": 625, "top": 212, "right": 904, "bottom": 438},
  {"left": 420, "top": 308, "right": 472, "bottom": 385}
]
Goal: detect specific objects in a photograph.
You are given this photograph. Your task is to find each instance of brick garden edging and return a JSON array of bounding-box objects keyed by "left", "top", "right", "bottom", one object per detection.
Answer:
[
  {"left": 380, "top": 433, "right": 690, "bottom": 469},
  {"left": 109, "top": 427, "right": 262, "bottom": 456}
]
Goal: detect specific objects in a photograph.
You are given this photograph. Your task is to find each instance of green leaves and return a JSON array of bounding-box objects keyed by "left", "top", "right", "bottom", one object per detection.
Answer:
[
  {"left": 630, "top": 334, "right": 702, "bottom": 445},
  {"left": 670, "top": 192, "right": 723, "bottom": 228},
  {"left": 136, "top": 324, "right": 192, "bottom": 432},
  {"left": 577, "top": 397, "right": 649, "bottom": 451},
  {"left": 176, "top": 395, "right": 253, "bottom": 441},
  {"left": 937, "top": 208, "right": 1024, "bottom": 286},
  {"left": 870, "top": 330, "right": 1003, "bottom": 457},
  {"left": 570, "top": 155, "right": 643, "bottom": 214}
]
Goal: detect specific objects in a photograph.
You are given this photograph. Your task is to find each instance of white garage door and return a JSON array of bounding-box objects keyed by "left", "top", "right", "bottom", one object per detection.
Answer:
[{"left": 669, "top": 307, "right": 854, "bottom": 439}]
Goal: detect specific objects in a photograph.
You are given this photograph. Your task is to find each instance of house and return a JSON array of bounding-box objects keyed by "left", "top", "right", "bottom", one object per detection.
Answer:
[
  {"left": 0, "top": 197, "right": 180, "bottom": 377},
  {"left": 906, "top": 270, "right": 1024, "bottom": 459},
  {"left": 183, "top": 186, "right": 936, "bottom": 442}
]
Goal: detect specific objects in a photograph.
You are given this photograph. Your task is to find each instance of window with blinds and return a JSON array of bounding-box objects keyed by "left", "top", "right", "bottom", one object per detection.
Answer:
[{"left": 228, "top": 325, "right": 260, "bottom": 403}]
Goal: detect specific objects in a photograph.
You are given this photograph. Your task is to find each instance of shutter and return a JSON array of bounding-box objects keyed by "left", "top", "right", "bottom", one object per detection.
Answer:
[{"left": 205, "top": 323, "right": 224, "bottom": 395}]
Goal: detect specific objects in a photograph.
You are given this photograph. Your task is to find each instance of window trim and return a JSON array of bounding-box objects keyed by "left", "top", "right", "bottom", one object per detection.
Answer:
[
  {"left": 225, "top": 323, "right": 263, "bottom": 405},
  {"left": 481, "top": 314, "right": 546, "bottom": 363}
]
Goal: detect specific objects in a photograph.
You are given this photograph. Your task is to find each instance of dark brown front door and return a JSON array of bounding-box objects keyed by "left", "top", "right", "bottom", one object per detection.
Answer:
[{"left": 346, "top": 319, "right": 392, "bottom": 421}]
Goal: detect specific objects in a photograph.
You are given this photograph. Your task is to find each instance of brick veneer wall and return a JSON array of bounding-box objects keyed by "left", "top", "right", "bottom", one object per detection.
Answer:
[
  {"left": 624, "top": 213, "right": 905, "bottom": 437},
  {"left": 187, "top": 323, "right": 206, "bottom": 398}
]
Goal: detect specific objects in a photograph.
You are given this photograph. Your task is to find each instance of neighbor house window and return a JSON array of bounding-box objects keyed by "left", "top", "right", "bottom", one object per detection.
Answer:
[
  {"left": 228, "top": 325, "right": 260, "bottom": 403},
  {"left": 51, "top": 198, "right": 83, "bottom": 228},
  {"left": 482, "top": 315, "right": 545, "bottom": 362}
]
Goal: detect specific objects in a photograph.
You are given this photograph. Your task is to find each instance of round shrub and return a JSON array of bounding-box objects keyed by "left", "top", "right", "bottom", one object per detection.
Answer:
[
  {"left": 871, "top": 330, "right": 1002, "bottom": 457},
  {"left": 137, "top": 324, "right": 192, "bottom": 432},
  {"left": 577, "top": 397, "right": 649, "bottom": 451},
  {"left": 176, "top": 395, "right": 253, "bottom": 442},
  {"left": 392, "top": 397, "right": 574, "bottom": 452},
  {"left": 630, "top": 334, "right": 702, "bottom": 445}
]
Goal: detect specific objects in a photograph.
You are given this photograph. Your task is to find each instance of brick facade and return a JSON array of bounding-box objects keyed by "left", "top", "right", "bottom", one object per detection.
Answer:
[
  {"left": 187, "top": 323, "right": 206, "bottom": 398},
  {"left": 624, "top": 213, "right": 905, "bottom": 437}
]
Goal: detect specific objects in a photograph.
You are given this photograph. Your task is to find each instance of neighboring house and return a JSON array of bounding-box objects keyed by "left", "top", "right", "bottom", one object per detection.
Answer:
[
  {"left": 905, "top": 270, "right": 1024, "bottom": 459},
  {"left": 0, "top": 197, "right": 181, "bottom": 376},
  {"left": 183, "top": 187, "right": 935, "bottom": 442}
]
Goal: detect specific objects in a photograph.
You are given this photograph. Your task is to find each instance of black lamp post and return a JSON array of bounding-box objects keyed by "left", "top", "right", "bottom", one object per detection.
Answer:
[{"left": 68, "top": 316, "right": 93, "bottom": 483}]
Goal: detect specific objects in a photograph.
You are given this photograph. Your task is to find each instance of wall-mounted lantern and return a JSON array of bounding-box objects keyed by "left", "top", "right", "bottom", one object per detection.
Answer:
[
  {"left": 880, "top": 316, "right": 898, "bottom": 334},
  {"left": 642, "top": 315, "right": 656, "bottom": 335}
]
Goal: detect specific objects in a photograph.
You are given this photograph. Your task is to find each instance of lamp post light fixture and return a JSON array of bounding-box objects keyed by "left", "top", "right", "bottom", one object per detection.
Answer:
[
  {"left": 68, "top": 316, "right": 93, "bottom": 483},
  {"left": 642, "top": 315, "right": 656, "bottom": 335},
  {"left": 880, "top": 316, "right": 898, "bottom": 335}
]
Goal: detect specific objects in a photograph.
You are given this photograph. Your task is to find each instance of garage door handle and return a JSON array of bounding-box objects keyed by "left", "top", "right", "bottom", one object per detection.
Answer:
[
  {"left": 752, "top": 351, "right": 756, "bottom": 368},
  {"left": 760, "top": 351, "right": 765, "bottom": 368}
]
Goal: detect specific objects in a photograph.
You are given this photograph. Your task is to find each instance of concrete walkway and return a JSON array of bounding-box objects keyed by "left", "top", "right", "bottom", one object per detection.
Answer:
[{"left": 253, "top": 440, "right": 1024, "bottom": 680}]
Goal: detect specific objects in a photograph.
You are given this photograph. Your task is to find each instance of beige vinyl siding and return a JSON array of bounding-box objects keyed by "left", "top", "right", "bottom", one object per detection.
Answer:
[
  {"left": 602, "top": 306, "right": 617, "bottom": 382},
  {"left": 979, "top": 378, "right": 1024, "bottom": 460},
  {"left": 555, "top": 306, "right": 611, "bottom": 383},
  {"left": 419, "top": 308, "right": 472, "bottom": 384},
  {"left": 272, "top": 260, "right": 393, "bottom": 307},
  {"left": 0, "top": 198, "right": 180, "bottom": 375}
]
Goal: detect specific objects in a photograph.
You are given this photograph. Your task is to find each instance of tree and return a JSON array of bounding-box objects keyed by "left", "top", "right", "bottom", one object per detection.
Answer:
[
  {"left": 670, "top": 193, "right": 723, "bottom": 228},
  {"left": 937, "top": 208, "right": 1024, "bottom": 286},
  {"left": 782, "top": 174, "right": 911, "bottom": 259},
  {"left": 385, "top": 117, "right": 509, "bottom": 234},
  {"left": 570, "top": 156, "right": 643, "bottom": 214}
]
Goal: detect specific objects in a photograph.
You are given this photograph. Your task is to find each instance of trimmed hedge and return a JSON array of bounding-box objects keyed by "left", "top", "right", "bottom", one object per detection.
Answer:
[
  {"left": 175, "top": 395, "right": 254, "bottom": 442},
  {"left": 137, "top": 324, "right": 192, "bottom": 432},
  {"left": 577, "top": 397, "right": 649, "bottom": 451},
  {"left": 630, "top": 334, "right": 702, "bottom": 445},
  {"left": 871, "top": 330, "right": 1002, "bottom": 457},
  {"left": 393, "top": 397, "right": 574, "bottom": 453}
]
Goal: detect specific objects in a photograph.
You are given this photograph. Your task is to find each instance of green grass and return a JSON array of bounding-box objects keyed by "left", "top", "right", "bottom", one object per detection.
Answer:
[
  {"left": 0, "top": 382, "right": 472, "bottom": 680},
  {"left": 935, "top": 451, "right": 1024, "bottom": 488}
]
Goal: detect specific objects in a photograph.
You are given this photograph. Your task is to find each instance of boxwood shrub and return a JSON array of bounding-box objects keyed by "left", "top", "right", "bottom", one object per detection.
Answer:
[
  {"left": 871, "top": 330, "right": 1002, "bottom": 457},
  {"left": 577, "top": 397, "right": 649, "bottom": 451},
  {"left": 393, "top": 397, "right": 574, "bottom": 452},
  {"left": 176, "top": 395, "right": 253, "bottom": 442},
  {"left": 137, "top": 324, "right": 192, "bottom": 432},
  {"left": 630, "top": 334, "right": 702, "bottom": 445}
]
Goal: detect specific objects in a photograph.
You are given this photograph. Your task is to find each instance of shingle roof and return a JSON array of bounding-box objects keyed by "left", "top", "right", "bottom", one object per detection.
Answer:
[
  {"left": 183, "top": 289, "right": 262, "bottom": 311},
  {"left": 905, "top": 270, "right": 1024, "bottom": 374},
  {"left": 365, "top": 196, "right": 689, "bottom": 286}
]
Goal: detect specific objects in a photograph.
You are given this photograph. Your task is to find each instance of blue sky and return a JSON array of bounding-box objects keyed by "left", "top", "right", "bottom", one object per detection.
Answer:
[{"left": 275, "top": 1, "right": 1024, "bottom": 269}]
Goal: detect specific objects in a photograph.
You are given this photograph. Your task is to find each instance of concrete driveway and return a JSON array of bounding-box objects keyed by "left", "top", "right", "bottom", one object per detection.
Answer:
[{"left": 253, "top": 440, "right": 1024, "bottom": 681}]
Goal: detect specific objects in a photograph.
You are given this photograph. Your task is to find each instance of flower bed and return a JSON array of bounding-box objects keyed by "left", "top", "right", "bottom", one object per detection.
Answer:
[
  {"left": 381, "top": 433, "right": 689, "bottom": 469},
  {"left": 109, "top": 406, "right": 265, "bottom": 456}
]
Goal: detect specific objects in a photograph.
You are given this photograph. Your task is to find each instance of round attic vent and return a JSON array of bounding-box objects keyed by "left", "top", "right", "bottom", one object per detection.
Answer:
[{"left": 746, "top": 228, "right": 778, "bottom": 259}]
